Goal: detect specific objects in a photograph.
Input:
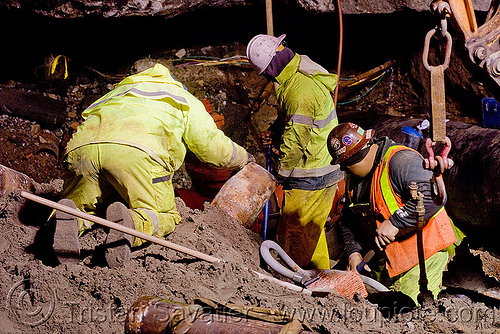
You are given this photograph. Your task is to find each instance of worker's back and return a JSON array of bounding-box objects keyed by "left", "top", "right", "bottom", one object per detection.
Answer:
[{"left": 66, "top": 63, "right": 248, "bottom": 172}]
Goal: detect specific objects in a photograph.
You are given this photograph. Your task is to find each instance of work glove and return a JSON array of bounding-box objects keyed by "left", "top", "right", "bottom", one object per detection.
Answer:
[
  {"left": 246, "top": 152, "right": 256, "bottom": 164},
  {"left": 375, "top": 219, "right": 399, "bottom": 251},
  {"left": 260, "top": 131, "right": 280, "bottom": 156},
  {"left": 261, "top": 130, "right": 273, "bottom": 149}
]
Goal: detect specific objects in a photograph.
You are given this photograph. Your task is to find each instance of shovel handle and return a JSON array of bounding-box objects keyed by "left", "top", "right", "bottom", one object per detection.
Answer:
[
  {"left": 20, "top": 191, "right": 222, "bottom": 263},
  {"left": 21, "top": 191, "right": 318, "bottom": 296}
]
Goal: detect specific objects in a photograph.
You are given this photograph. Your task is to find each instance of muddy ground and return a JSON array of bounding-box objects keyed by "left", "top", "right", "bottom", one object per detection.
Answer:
[{"left": 1, "top": 40, "right": 500, "bottom": 334}]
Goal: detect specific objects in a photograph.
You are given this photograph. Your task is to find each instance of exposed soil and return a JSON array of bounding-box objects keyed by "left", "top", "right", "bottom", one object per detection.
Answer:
[
  {"left": 1, "top": 190, "right": 499, "bottom": 334},
  {"left": 1, "top": 40, "right": 500, "bottom": 334}
]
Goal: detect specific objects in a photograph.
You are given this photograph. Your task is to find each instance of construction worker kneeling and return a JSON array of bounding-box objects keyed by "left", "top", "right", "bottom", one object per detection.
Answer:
[
  {"left": 328, "top": 122, "right": 464, "bottom": 304},
  {"left": 54, "top": 64, "right": 253, "bottom": 268}
]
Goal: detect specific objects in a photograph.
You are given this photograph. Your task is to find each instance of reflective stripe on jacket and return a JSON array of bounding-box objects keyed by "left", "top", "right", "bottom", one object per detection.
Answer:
[
  {"left": 371, "top": 145, "right": 456, "bottom": 277},
  {"left": 65, "top": 64, "right": 248, "bottom": 172},
  {"left": 275, "top": 54, "right": 343, "bottom": 190}
]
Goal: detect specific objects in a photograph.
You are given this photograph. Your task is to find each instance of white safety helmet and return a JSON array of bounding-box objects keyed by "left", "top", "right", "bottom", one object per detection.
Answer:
[{"left": 246, "top": 34, "right": 286, "bottom": 74}]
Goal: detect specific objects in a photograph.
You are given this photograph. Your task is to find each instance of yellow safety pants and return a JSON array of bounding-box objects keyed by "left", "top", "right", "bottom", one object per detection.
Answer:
[
  {"left": 276, "top": 185, "right": 337, "bottom": 270},
  {"left": 373, "top": 220, "right": 465, "bottom": 306},
  {"left": 62, "top": 143, "right": 180, "bottom": 247},
  {"left": 390, "top": 219, "right": 465, "bottom": 305},
  {"left": 391, "top": 250, "right": 449, "bottom": 305}
]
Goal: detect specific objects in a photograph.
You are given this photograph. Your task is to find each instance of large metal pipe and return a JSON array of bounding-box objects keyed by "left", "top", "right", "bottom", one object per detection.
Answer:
[
  {"left": 211, "top": 162, "right": 277, "bottom": 228},
  {"left": 341, "top": 112, "right": 500, "bottom": 252},
  {"left": 125, "top": 296, "right": 314, "bottom": 334}
]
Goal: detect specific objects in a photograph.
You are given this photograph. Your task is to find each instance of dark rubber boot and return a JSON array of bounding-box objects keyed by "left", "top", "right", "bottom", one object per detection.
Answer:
[
  {"left": 53, "top": 199, "right": 80, "bottom": 264},
  {"left": 105, "top": 202, "right": 135, "bottom": 268}
]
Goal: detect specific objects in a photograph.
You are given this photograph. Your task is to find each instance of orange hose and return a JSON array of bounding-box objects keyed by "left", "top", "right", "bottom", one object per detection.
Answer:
[{"left": 334, "top": 0, "right": 343, "bottom": 108}]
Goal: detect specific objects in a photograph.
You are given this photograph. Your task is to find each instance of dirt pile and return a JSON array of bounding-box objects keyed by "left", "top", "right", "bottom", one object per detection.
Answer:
[
  {"left": 0, "top": 189, "right": 498, "bottom": 334},
  {"left": 0, "top": 191, "right": 359, "bottom": 333}
]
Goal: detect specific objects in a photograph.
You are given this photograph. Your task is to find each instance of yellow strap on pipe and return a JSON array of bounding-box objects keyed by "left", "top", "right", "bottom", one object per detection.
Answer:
[{"left": 50, "top": 55, "right": 69, "bottom": 79}]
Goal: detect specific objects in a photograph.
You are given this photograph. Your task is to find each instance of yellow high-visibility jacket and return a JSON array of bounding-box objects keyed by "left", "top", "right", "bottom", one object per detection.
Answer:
[
  {"left": 275, "top": 54, "right": 343, "bottom": 190},
  {"left": 65, "top": 64, "right": 248, "bottom": 172}
]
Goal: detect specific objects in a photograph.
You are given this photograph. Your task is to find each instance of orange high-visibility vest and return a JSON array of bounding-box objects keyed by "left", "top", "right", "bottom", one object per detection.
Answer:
[{"left": 370, "top": 145, "right": 456, "bottom": 277}]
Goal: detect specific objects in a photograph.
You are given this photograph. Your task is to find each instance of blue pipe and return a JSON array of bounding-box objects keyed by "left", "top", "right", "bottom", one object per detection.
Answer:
[{"left": 262, "top": 145, "right": 271, "bottom": 241}]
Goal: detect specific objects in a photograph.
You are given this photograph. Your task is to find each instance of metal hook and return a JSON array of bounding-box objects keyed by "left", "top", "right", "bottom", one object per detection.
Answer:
[
  {"left": 430, "top": 1, "right": 451, "bottom": 35},
  {"left": 423, "top": 137, "right": 454, "bottom": 171},
  {"left": 423, "top": 137, "right": 453, "bottom": 206}
]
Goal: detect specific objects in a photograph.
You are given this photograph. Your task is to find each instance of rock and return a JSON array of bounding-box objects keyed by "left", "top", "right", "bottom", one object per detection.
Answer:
[{"left": 0, "top": 0, "right": 491, "bottom": 18}]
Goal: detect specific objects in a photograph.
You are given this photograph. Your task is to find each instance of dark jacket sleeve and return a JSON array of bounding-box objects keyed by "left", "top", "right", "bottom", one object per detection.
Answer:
[
  {"left": 340, "top": 212, "right": 364, "bottom": 257},
  {"left": 387, "top": 150, "right": 444, "bottom": 230},
  {"left": 339, "top": 181, "right": 365, "bottom": 257}
]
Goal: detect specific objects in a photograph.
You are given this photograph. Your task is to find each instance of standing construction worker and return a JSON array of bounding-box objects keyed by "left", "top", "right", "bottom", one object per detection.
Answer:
[
  {"left": 246, "top": 34, "right": 343, "bottom": 269},
  {"left": 55, "top": 63, "right": 253, "bottom": 268},
  {"left": 328, "top": 122, "right": 462, "bottom": 304}
]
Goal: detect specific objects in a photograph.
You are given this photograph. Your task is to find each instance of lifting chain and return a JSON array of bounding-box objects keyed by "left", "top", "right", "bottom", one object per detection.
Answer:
[{"left": 422, "top": 1, "right": 454, "bottom": 205}]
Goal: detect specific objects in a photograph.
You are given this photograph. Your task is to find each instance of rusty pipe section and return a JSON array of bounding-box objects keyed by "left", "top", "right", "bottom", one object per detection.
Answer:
[
  {"left": 0, "top": 164, "right": 36, "bottom": 197},
  {"left": 125, "top": 296, "right": 176, "bottom": 334},
  {"left": 125, "top": 296, "right": 314, "bottom": 334},
  {"left": 211, "top": 162, "right": 277, "bottom": 228}
]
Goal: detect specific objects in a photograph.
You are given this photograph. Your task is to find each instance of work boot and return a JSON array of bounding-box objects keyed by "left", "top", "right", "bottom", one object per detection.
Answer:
[
  {"left": 53, "top": 199, "right": 80, "bottom": 264},
  {"left": 105, "top": 202, "right": 135, "bottom": 268}
]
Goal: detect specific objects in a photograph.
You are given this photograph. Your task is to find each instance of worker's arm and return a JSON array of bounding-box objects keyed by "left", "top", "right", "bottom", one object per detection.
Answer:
[
  {"left": 387, "top": 149, "right": 443, "bottom": 230},
  {"left": 183, "top": 97, "right": 249, "bottom": 170},
  {"left": 341, "top": 224, "right": 363, "bottom": 262},
  {"left": 276, "top": 98, "right": 313, "bottom": 182},
  {"left": 339, "top": 199, "right": 364, "bottom": 264}
]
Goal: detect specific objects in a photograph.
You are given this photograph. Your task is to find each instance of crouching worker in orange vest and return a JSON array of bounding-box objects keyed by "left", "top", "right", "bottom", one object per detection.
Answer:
[{"left": 327, "top": 123, "right": 464, "bottom": 305}]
